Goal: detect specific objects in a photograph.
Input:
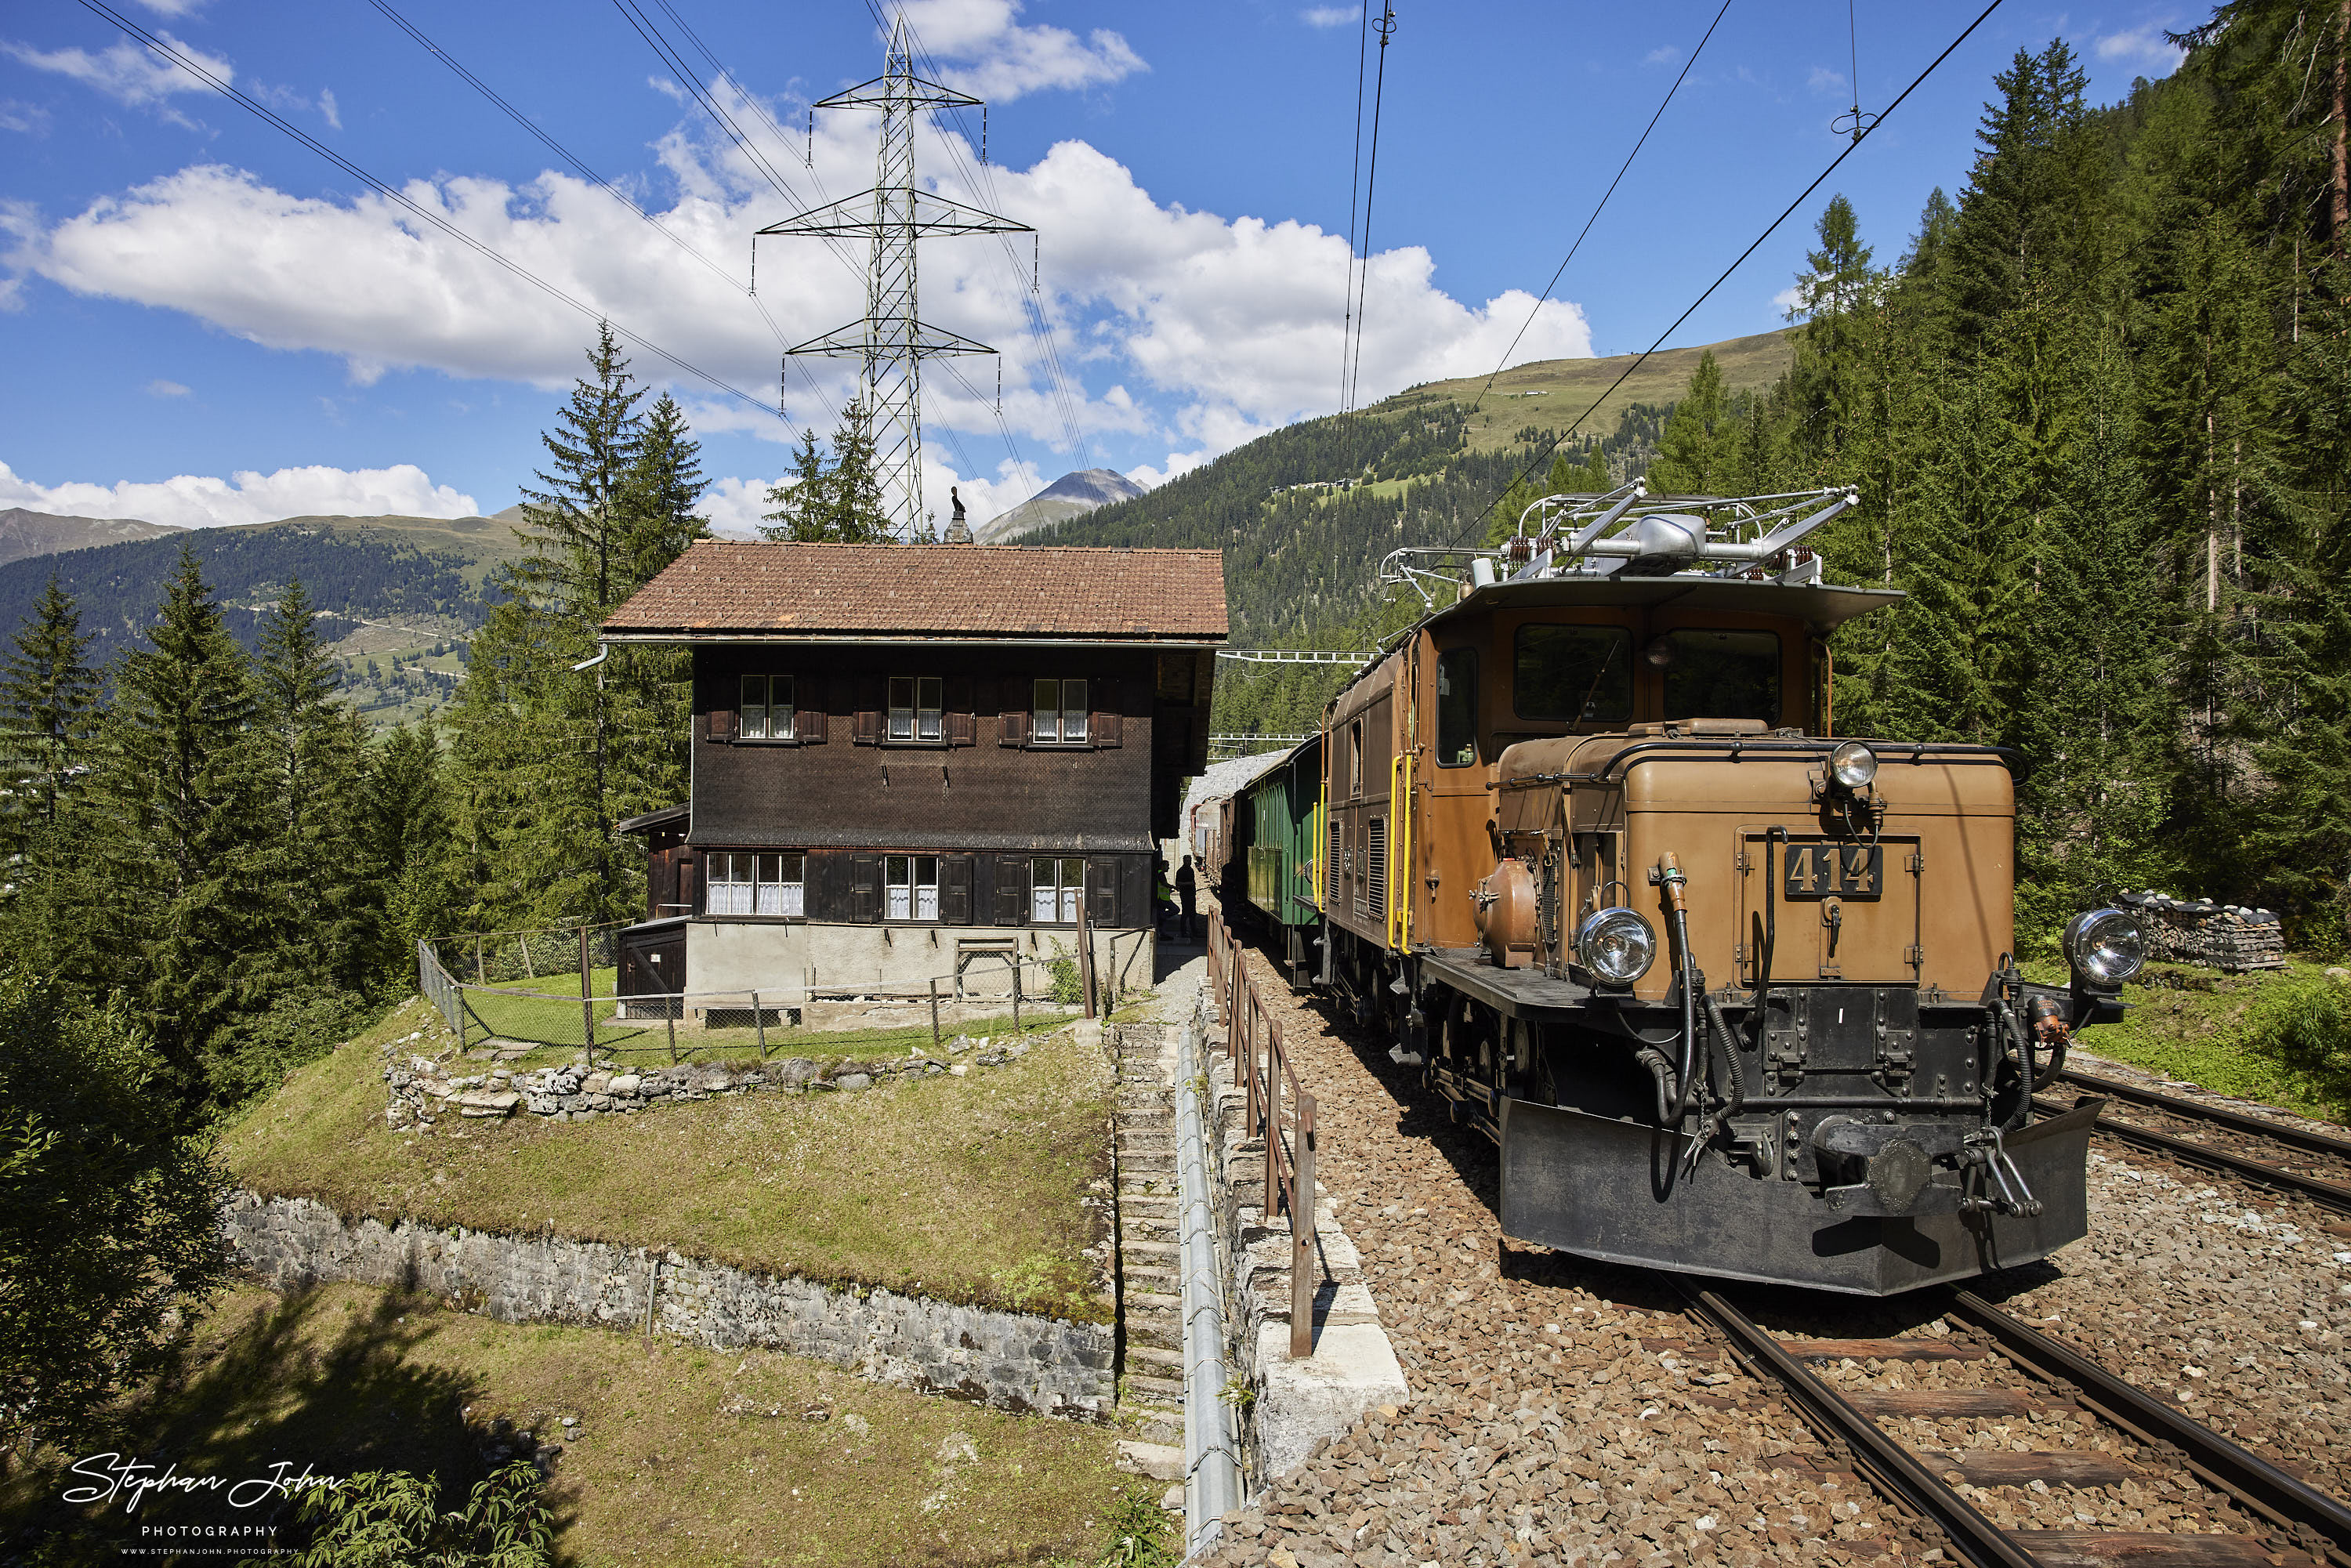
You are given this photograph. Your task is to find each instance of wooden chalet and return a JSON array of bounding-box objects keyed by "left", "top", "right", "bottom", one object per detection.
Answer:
[{"left": 598, "top": 540, "right": 1226, "bottom": 1002}]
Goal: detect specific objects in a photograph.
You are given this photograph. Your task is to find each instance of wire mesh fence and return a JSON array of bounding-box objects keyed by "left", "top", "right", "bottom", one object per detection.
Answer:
[
  {"left": 433, "top": 922, "right": 626, "bottom": 987},
  {"left": 418, "top": 934, "right": 1099, "bottom": 1065}
]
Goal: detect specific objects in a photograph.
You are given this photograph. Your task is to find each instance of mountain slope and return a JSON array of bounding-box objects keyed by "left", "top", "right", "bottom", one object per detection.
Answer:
[
  {"left": 0, "top": 509, "right": 180, "bottom": 569},
  {"left": 0, "top": 512, "right": 534, "bottom": 730},
  {"left": 977, "top": 469, "right": 1147, "bottom": 542},
  {"left": 1036, "top": 331, "right": 1795, "bottom": 649}
]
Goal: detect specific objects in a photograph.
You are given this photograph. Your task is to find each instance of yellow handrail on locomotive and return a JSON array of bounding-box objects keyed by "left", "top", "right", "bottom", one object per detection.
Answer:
[
  {"left": 1313, "top": 770, "right": 1328, "bottom": 913},
  {"left": 1387, "top": 749, "right": 1412, "bottom": 951}
]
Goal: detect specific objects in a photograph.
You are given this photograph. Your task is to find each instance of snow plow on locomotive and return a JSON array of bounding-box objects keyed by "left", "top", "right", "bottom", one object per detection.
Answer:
[{"left": 1208, "top": 481, "right": 2139, "bottom": 1295}]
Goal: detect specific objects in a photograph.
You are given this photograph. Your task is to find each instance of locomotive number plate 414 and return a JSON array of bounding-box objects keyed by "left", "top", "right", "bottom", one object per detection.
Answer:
[{"left": 1781, "top": 842, "right": 1883, "bottom": 900}]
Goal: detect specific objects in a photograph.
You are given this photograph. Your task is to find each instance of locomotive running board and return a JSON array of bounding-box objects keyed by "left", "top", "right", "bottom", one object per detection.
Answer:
[{"left": 1496, "top": 1097, "right": 2103, "bottom": 1295}]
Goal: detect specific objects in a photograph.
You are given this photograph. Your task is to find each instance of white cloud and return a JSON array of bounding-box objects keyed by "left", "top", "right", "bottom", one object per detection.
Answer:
[
  {"left": 1301, "top": 7, "right": 1356, "bottom": 27},
  {"left": 2, "top": 31, "right": 230, "bottom": 121},
  {"left": 1772, "top": 283, "right": 1805, "bottom": 317},
  {"left": 132, "top": 0, "right": 207, "bottom": 16},
  {"left": 891, "top": 1, "right": 1145, "bottom": 103},
  {"left": 0, "top": 458, "right": 478, "bottom": 529},
  {"left": 144, "top": 378, "right": 190, "bottom": 397},
  {"left": 0, "top": 100, "right": 51, "bottom": 136},
  {"left": 2096, "top": 25, "right": 2184, "bottom": 74},
  {"left": 1645, "top": 46, "right": 1679, "bottom": 66},
  {"left": 700, "top": 474, "right": 775, "bottom": 538},
  {"left": 1807, "top": 66, "right": 1846, "bottom": 94},
  {"left": 318, "top": 86, "right": 339, "bottom": 130},
  {"left": 9, "top": 121, "right": 1592, "bottom": 486}
]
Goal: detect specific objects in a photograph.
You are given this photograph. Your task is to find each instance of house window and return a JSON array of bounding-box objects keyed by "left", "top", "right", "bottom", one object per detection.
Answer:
[
  {"left": 1032, "top": 679, "right": 1089, "bottom": 744},
  {"left": 889, "top": 676, "right": 943, "bottom": 741},
  {"left": 740, "top": 675, "right": 795, "bottom": 740},
  {"left": 1031, "top": 856, "right": 1084, "bottom": 923},
  {"left": 886, "top": 854, "right": 939, "bottom": 920},
  {"left": 706, "top": 852, "right": 805, "bottom": 916}
]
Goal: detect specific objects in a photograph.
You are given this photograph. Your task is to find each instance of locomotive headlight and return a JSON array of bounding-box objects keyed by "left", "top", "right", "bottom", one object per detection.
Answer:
[
  {"left": 1828, "top": 741, "right": 1879, "bottom": 791},
  {"left": 2064, "top": 907, "right": 2146, "bottom": 987},
  {"left": 1574, "top": 907, "right": 1657, "bottom": 986}
]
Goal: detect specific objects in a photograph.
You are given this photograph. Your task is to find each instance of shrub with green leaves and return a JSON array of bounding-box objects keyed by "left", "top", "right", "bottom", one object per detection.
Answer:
[{"left": 281, "top": 1461, "right": 553, "bottom": 1568}]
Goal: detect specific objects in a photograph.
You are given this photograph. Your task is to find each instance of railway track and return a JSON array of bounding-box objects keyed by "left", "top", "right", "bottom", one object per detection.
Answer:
[
  {"left": 2035, "top": 1066, "right": 2351, "bottom": 1216},
  {"left": 1680, "top": 1286, "right": 2351, "bottom": 1568}
]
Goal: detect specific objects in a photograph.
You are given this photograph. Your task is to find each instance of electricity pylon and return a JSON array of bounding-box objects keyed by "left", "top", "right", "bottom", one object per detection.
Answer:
[{"left": 759, "top": 16, "right": 1029, "bottom": 538}]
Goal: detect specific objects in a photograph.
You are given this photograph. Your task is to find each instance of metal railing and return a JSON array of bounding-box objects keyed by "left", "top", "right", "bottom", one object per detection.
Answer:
[
  {"left": 417, "top": 938, "right": 1089, "bottom": 1063},
  {"left": 1204, "top": 905, "right": 1317, "bottom": 1358}
]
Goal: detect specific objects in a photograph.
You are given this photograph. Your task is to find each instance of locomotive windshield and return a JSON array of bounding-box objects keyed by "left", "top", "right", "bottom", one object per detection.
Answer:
[
  {"left": 1514, "top": 625, "right": 1632, "bottom": 724},
  {"left": 1658, "top": 628, "right": 1780, "bottom": 723}
]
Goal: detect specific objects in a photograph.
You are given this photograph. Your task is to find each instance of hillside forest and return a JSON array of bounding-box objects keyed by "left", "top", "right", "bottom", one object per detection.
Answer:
[{"left": 1071, "top": 12, "right": 2351, "bottom": 955}]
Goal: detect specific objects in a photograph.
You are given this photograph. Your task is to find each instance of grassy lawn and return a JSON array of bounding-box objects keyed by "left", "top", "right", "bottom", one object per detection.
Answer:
[
  {"left": 455, "top": 965, "right": 1083, "bottom": 1065},
  {"left": 224, "top": 1002, "right": 1119, "bottom": 1324},
  {"left": 0, "top": 1280, "right": 1157, "bottom": 1566},
  {"left": 2028, "top": 958, "right": 2351, "bottom": 1125}
]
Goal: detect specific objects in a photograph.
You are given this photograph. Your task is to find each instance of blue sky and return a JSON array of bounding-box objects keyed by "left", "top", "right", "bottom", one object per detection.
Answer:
[{"left": 0, "top": 1, "right": 2188, "bottom": 532}]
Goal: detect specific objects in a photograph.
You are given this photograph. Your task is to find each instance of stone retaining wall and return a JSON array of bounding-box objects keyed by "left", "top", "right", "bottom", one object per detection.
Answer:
[
  {"left": 221, "top": 1193, "right": 1115, "bottom": 1420},
  {"left": 384, "top": 1030, "right": 1049, "bottom": 1130}
]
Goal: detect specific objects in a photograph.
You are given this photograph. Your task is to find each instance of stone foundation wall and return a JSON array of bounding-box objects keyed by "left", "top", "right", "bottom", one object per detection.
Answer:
[{"left": 222, "top": 1193, "right": 1115, "bottom": 1420}]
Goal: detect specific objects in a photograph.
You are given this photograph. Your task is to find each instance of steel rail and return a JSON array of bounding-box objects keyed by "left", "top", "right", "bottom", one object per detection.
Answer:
[
  {"left": 2056, "top": 1067, "right": 2351, "bottom": 1162},
  {"left": 2034, "top": 1093, "right": 2351, "bottom": 1215},
  {"left": 1947, "top": 1291, "right": 2351, "bottom": 1568},
  {"left": 1680, "top": 1287, "right": 2042, "bottom": 1568}
]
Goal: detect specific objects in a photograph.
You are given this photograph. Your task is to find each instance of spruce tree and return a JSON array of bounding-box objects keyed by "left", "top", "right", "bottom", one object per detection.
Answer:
[
  {"left": 1648, "top": 350, "right": 1728, "bottom": 494},
  {"left": 87, "top": 545, "right": 268, "bottom": 1081},
  {"left": 0, "top": 575, "right": 100, "bottom": 855},
  {"left": 762, "top": 399, "right": 893, "bottom": 543}
]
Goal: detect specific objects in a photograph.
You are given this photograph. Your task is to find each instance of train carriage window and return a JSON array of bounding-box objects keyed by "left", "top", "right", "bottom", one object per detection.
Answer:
[
  {"left": 1660, "top": 630, "right": 1781, "bottom": 724},
  {"left": 1435, "top": 647, "right": 1478, "bottom": 767},
  {"left": 1514, "top": 625, "right": 1632, "bottom": 723}
]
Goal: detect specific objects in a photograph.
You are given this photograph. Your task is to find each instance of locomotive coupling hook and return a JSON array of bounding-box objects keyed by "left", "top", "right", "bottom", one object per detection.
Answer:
[{"left": 1657, "top": 853, "right": 1699, "bottom": 1124}]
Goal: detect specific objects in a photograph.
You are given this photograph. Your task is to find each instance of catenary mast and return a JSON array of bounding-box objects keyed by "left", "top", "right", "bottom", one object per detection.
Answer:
[{"left": 759, "top": 16, "right": 1029, "bottom": 538}]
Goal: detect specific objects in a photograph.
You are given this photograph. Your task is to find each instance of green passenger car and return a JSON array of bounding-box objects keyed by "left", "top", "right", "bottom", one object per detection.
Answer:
[{"left": 1243, "top": 733, "right": 1324, "bottom": 983}]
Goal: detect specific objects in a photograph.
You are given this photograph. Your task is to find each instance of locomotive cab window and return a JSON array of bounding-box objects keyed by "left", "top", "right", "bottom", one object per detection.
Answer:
[
  {"left": 1435, "top": 646, "right": 1478, "bottom": 766},
  {"left": 1514, "top": 625, "right": 1632, "bottom": 724},
  {"left": 1659, "top": 629, "right": 1781, "bottom": 724}
]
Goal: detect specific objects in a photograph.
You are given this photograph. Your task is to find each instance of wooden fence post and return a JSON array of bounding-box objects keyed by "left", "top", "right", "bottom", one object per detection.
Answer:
[
  {"left": 1011, "top": 963, "right": 1022, "bottom": 1032},
  {"left": 1077, "top": 896, "right": 1098, "bottom": 1019},
  {"left": 1263, "top": 1005, "right": 1281, "bottom": 1220},
  {"left": 578, "top": 928, "right": 596, "bottom": 1052},
  {"left": 1291, "top": 1090, "right": 1317, "bottom": 1359},
  {"left": 929, "top": 978, "right": 941, "bottom": 1048},
  {"left": 474, "top": 933, "right": 485, "bottom": 985},
  {"left": 755, "top": 990, "right": 767, "bottom": 1060}
]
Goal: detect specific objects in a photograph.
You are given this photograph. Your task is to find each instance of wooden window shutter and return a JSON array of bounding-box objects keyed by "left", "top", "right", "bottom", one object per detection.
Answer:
[
  {"left": 796, "top": 695, "right": 826, "bottom": 744},
  {"left": 708, "top": 708, "right": 737, "bottom": 742},
  {"left": 944, "top": 675, "right": 976, "bottom": 746},
  {"left": 853, "top": 675, "right": 884, "bottom": 745},
  {"left": 1085, "top": 858, "right": 1118, "bottom": 925},
  {"left": 998, "top": 675, "right": 1030, "bottom": 746},
  {"left": 940, "top": 856, "right": 975, "bottom": 924},
  {"left": 994, "top": 855, "right": 1028, "bottom": 923},
  {"left": 849, "top": 854, "right": 880, "bottom": 923},
  {"left": 1091, "top": 681, "right": 1122, "bottom": 748}
]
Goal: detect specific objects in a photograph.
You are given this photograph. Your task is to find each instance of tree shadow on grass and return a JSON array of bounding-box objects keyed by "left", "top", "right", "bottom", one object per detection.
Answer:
[{"left": 4, "top": 1284, "right": 579, "bottom": 1564}]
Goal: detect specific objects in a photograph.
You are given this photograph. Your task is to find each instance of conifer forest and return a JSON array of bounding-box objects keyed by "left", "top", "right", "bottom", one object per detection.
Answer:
[{"left": 1, "top": 5, "right": 2347, "bottom": 1457}]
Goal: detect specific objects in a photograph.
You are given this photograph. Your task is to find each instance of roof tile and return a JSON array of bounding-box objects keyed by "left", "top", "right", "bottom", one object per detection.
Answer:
[{"left": 600, "top": 541, "right": 1226, "bottom": 642}]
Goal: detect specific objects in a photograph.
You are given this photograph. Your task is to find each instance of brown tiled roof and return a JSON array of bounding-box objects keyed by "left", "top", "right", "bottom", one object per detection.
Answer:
[{"left": 599, "top": 541, "right": 1226, "bottom": 642}]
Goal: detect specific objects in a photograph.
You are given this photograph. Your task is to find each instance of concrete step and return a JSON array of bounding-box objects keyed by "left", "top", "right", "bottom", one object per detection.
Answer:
[
  {"left": 1121, "top": 1238, "right": 1178, "bottom": 1258},
  {"left": 1126, "top": 1318, "right": 1180, "bottom": 1352},
  {"left": 1123, "top": 1372, "right": 1186, "bottom": 1401},
  {"left": 1125, "top": 1342, "right": 1185, "bottom": 1371}
]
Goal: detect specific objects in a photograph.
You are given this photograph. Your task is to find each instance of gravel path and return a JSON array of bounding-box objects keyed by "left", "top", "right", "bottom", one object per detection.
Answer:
[{"left": 1197, "top": 942, "right": 2351, "bottom": 1568}]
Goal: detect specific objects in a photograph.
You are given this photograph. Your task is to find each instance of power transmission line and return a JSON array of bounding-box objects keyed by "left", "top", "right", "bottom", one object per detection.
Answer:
[
  {"left": 1444, "top": 0, "right": 2009, "bottom": 549},
  {"left": 72, "top": 0, "right": 804, "bottom": 440},
  {"left": 1468, "top": 0, "right": 1736, "bottom": 415},
  {"left": 1336, "top": 0, "right": 1372, "bottom": 412}
]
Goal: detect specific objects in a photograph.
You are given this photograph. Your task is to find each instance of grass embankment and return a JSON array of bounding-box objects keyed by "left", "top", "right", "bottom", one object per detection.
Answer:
[
  {"left": 1, "top": 1280, "right": 1153, "bottom": 1566},
  {"left": 456, "top": 963, "right": 1081, "bottom": 1063},
  {"left": 2039, "top": 958, "right": 2351, "bottom": 1125},
  {"left": 224, "top": 999, "right": 1118, "bottom": 1323}
]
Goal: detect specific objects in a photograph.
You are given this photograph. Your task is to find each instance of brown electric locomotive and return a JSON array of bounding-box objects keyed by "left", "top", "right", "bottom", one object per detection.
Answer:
[{"left": 1262, "top": 481, "right": 2139, "bottom": 1295}]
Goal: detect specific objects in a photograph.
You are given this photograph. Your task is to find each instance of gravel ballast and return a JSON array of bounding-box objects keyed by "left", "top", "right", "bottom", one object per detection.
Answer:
[{"left": 1197, "top": 943, "right": 2351, "bottom": 1568}]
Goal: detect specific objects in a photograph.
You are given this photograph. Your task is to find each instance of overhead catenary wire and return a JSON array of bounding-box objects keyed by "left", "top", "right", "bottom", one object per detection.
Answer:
[
  {"left": 1341, "top": 3, "right": 1398, "bottom": 421},
  {"left": 1335, "top": 0, "right": 1373, "bottom": 413},
  {"left": 1444, "top": 0, "right": 2009, "bottom": 550},
  {"left": 73, "top": 0, "right": 809, "bottom": 442},
  {"left": 1468, "top": 0, "right": 1737, "bottom": 415}
]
